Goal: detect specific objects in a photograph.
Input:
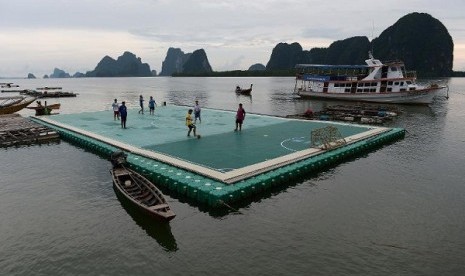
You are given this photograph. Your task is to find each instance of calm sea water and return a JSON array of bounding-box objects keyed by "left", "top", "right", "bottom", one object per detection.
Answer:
[{"left": 1, "top": 77, "right": 465, "bottom": 275}]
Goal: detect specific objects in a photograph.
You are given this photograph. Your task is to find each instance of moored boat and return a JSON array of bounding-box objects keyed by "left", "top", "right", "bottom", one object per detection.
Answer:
[
  {"left": 0, "top": 96, "right": 23, "bottom": 108},
  {"left": 26, "top": 101, "right": 61, "bottom": 115},
  {"left": 0, "top": 83, "right": 19, "bottom": 88},
  {"left": 294, "top": 52, "right": 445, "bottom": 104},
  {"left": 0, "top": 96, "right": 36, "bottom": 115},
  {"left": 26, "top": 103, "right": 61, "bottom": 111},
  {"left": 235, "top": 84, "right": 253, "bottom": 95},
  {"left": 110, "top": 151, "right": 175, "bottom": 222}
]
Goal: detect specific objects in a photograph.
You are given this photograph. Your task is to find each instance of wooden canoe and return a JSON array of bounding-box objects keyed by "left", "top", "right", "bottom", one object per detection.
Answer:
[
  {"left": 0, "top": 97, "right": 36, "bottom": 115},
  {"left": 113, "top": 189, "right": 179, "bottom": 251},
  {"left": 110, "top": 162, "right": 175, "bottom": 222},
  {"left": 0, "top": 96, "right": 23, "bottom": 108},
  {"left": 235, "top": 84, "right": 253, "bottom": 95},
  {"left": 26, "top": 103, "right": 61, "bottom": 110}
]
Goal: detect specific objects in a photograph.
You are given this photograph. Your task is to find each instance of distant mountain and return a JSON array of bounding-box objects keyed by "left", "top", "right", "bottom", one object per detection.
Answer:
[
  {"left": 248, "top": 63, "right": 266, "bottom": 71},
  {"left": 27, "top": 73, "right": 36, "bottom": 79},
  {"left": 312, "top": 36, "right": 371, "bottom": 65},
  {"left": 50, "top": 68, "right": 71, "bottom": 78},
  {"left": 159, "top": 48, "right": 191, "bottom": 76},
  {"left": 265, "top": 12, "right": 453, "bottom": 77},
  {"left": 73, "top": 72, "right": 85, "bottom": 78},
  {"left": 160, "top": 48, "right": 212, "bottom": 76},
  {"left": 182, "top": 49, "right": 212, "bottom": 74},
  {"left": 266, "top": 42, "right": 310, "bottom": 70},
  {"left": 86, "top": 51, "right": 152, "bottom": 77},
  {"left": 372, "top": 12, "right": 453, "bottom": 77}
]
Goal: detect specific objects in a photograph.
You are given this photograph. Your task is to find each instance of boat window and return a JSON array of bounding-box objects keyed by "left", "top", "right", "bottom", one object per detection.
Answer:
[
  {"left": 364, "top": 89, "right": 370, "bottom": 93},
  {"left": 400, "top": 88, "right": 406, "bottom": 92},
  {"left": 406, "top": 81, "right": 412, "bottom": 85},
  {"left": 334, "top": 83, "right": 339, "bottom": 87},
  {"left": 387, "top": 88, "right": 392, "bottom": 92},
  {"left": 357, "top": 89, "right": 362, "bottom": 92},
  {"left": 345, "top": 88, "right": 351, "bottom": 93},
  {"left": 390, "top": 67, "right": 397, "bottom": 71},
  {"left": 394, "top": 82, "right": 399, "bottom": 85},
  {"left": 401, "top": 66, "right": 406, "bottom": 76},
  {"left": 371, "top": 82, "right": 377, "bottom": 86},
  {"left": 370, "top": 89, "right": 376, "bottom": 93},
  {"left": 388, "top": 81, "right": 393, "bottom": 85},
  {"left": 400, "top": 82, "right": 404, "bottom": 86},
  {"left": 409, "top": 87, "right": 416, "bottom": 91}
]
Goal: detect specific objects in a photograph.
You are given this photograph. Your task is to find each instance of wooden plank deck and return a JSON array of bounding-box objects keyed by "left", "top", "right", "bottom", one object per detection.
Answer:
[{"left": 0, "top": 114, "right": 60, "bottom": 147}]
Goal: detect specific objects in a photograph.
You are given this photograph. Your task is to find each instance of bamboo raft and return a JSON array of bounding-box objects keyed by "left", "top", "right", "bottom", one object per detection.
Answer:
[
  {"left": 287, "top": 104, "right": 400, "bottom": 125},
  {"left": 20, "top": 90, "right": 77, "bottom": 98},
  {"left": 1, "top": 89, "right": 31, "bottom": 93},
  {"left": 0, "top": 114, "right": 60, "bottom": 147}
]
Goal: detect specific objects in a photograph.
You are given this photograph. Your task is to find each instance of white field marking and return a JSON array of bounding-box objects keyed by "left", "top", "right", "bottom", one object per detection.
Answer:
[
  {"left": 218, "top": 168, "right": 236, "bottom": 172},
  {"left": 281, "top": 137, "right": 307, "bottom": 152}
]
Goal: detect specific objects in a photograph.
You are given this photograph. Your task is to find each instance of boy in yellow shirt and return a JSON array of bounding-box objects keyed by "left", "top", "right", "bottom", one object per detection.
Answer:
[{"left": 186, "top": 109, "right": 197, "bottom": 137}]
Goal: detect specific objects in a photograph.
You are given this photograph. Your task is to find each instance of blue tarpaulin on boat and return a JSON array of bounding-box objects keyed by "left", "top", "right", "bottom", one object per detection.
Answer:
[
  {"left": 295, "top": 64, "right": 368, "bottom": 70},
  {"left": 303, "top": 74, "right": 330, "bottom": 81}
]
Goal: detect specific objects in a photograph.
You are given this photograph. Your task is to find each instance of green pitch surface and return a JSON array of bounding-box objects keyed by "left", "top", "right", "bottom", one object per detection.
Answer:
[{"left": 42, "top": 105, "right": 371, "bottom": 172}]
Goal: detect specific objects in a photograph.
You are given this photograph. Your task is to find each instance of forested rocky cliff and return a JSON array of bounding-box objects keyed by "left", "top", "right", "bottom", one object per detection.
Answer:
[
  {"left": 85, "top": 51, "right": 152, "bottom": 77},
  {"left": 160, "top": 48, "right": 212, "bottom": 76},
  {"left": 266, "top": 13, "right": 453, "bottom": 77}
]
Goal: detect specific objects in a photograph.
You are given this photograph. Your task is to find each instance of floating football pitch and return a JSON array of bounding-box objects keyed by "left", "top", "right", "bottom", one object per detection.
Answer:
[{"left": 32, "top": 105, "right": 404, "bottom": 207}]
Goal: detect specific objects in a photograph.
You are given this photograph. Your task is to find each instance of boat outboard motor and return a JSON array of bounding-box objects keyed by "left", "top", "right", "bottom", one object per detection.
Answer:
[{"left": 110, "top": 151, "right": 128, "bottom": 167}]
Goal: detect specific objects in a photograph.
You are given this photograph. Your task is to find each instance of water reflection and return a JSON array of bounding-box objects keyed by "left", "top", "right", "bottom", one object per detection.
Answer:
[
  {"left": 163, "top": 170, "right": 336, "bottom": 218},
  {"left": 114, "top": 189, "right": 178, "bottom": 252},
  {"left": 235, "top": 93, "right": 252, "bottom": 104}
]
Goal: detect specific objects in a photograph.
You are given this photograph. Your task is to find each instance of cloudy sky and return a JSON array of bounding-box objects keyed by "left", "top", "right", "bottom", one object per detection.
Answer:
[{"left": 1, "top": 0, "right": 465, "bottom": 77}]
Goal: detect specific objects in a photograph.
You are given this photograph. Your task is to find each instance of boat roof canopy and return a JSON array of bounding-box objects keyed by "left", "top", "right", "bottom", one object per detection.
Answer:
[{"left": 295, "top": 64, "right": 369, "bottom": 70}]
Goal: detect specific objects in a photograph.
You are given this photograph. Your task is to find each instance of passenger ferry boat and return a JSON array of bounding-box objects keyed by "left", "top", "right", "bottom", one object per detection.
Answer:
[{"left": 294, "top": 52, "right": 445, "bottom": 104}]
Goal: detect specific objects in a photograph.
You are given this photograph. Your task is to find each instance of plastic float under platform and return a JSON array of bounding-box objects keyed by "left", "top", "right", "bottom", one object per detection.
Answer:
[{"left": 30, "top": 105, "right": 405, "bottom": 207}]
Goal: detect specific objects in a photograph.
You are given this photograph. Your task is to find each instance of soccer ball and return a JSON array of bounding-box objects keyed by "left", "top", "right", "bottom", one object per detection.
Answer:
[{"left": 197, "top": 134, "right": 201, "bottom": 139}]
